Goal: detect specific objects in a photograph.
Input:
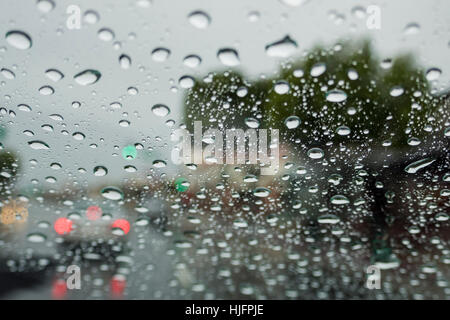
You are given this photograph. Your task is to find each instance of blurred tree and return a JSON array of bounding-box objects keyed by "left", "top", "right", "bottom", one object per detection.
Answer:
[
  {"left": 184, "top": 39, "right": 442, "bottom": 149},
  {"left": 0, "top": 126, "right": 19, "bottom": 195},
  {"left": 184, "top": 72, "right": 271, "bottom": 133}
]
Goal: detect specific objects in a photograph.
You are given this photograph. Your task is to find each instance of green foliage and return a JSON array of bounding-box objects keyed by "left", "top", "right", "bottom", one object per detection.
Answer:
[
  {"left": 0, "top": 151, "right": 19, "bottom": 191},
  {"left": 184, "top": 39, "right": 441, "bottom": 149},
  {"left": 0, "top": 125, "right": 19, "bottom": 191},
  {"left": 184, "top": 71, "right": 271, "bottom": 132}
]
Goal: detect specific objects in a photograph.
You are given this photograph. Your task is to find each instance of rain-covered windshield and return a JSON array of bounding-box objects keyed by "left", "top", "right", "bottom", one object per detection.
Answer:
[{"left": 0, "top": 0, "right": 449, "bottom": 300}]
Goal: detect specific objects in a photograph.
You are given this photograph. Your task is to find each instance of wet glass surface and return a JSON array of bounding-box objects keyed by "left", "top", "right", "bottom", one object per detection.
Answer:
[{"left": 0, "top": 0, "right": 449, "bottom": 299}]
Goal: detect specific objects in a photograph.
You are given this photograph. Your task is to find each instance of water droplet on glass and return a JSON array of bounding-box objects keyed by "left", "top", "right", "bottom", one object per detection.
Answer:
[
  {"left": 37, "top": 0, "right": 55, "bottom": 13},
  {"left": 5, "top": 30, "right": 32, "bottom": 50},
  {"left": 183, "top": 55, "right": 201, "bottom": 68},
  {"left": 247, "top": 11, "right": 260, "bottom": 22},
  {"left": 72, "top": 132, "right": 85, "bottom": 140},
  {"left": 27, "top": 232, "right": 46, "bottom": 243},
  {"left": 153, "top": 160, "right": 167, "bottom": 168},
  {"left": 119, "top": 54, "right": 132, "bottom": 69},
  {"left": 407, "top": 137, "right": 421, "bottom": 146},
  {"left": 39, "top": 85, "right": 54, "bottom": 95},
  {"left": 136, "top": 0, "right": 151, "bottom": 8},
  {"left": 179, "top": 75, "right": 195, "bottom": 89},
  {"left": 135, "top": 217, "right": 149, "bottom": 226},
  {"left": 351, "top": 6, "right": 366, "bottom": 19},
  {"left": 403, "top": 22, "right": 420, "bottom": 35},
  {"left": 279, "top": 0, "right": 308, "bottom": 6},
  {"left": 151, "top": 47, "right": 170, "bottom": 62},
  {"left": 174, "top": 177, "right": 190, "bottom": 192},
  {"left": 151, "top": 104, "right": 170, "bottom": 117},
  {"left": 307, "top": 147, "right": 324, "bottom": 159},
  {"left": 328, "top": 173, "right": 343, "bottom": 185},
  {"left": 217, "top": 48, "right": 240, "bottom": 66},
  {"left": 119, "top": 120, "right": 130, "bottom": 127},
  {"left": 28, "top": 140, "right": 50, "bottom": 150},
  {"left": 245, "top": 117, "right": 260, "bottom": 128},
  {"left": 326, "top": 89, "right": 347, "bottom": 103},
  {"left": 408, "top": 225, "right": 420, "bottom": 234},
  {"left": 274, "top": 80, "right": 289, "bottom": 94},
  {"left": 127, "top": 87, "right": 138, "bottom": 95},
  {"left": 45, "top": 69, "right": 64, "bottom": 82},
  {"left": 233, "top": 218, "right": 248, "bottom": 228},
  {"left": 310, "top": 62, "right": 326, "bottom": 77},
  {"left": 375, "top": 258, "right": 400, "bottom": 270},
  {"left": 265, "top": 35, "right": 297, "bottom": 58},
  {"left": 84, "top": 10, "right": 100, "bottom": 24},
  {"left": 124, "top": 165, "right": 137, "bottom": 173},
  {"left": 188, "top": 11, "right": 211, "bottom": 29},
  {"left": 50, "top": 162, "right": 61, "bottom": 170},
  {"left": 330, "top": 194, "right": 349, "bottom": 205},
  {"left": 237, "top": 87, "right": 248, "bottom": 97},
  {"left": 94, "top": 166, "right": 108, "bottom": 176},
  {"left": 284, "top": 116, "right": 301, "bottom": 129},
  {"left": 18, "top": 104, "right": 31, "bottom": 112},
  {"left": 445, "top": 128, "right": 450, "bottom": 137},
  {"left": 404, "top": 158, "right": 435, "bottom": 174},
  {"left": 347, "top": 68, "right": 359, "bottom": 80},
  {"left": 389, "top": 86, "right": 404, "bottom": 97},
  {"left": 425, "top": 68, "right": 441, "bottom": 81},
  {"left": 243, "top": 175, "right": 258, "bottom": 183},
  {"left": 101, "top": 186, "right": 124, "bottom": 201},
  {"left": 74, "top": 69, "right": 101, "bottom": 85},
  {"left": 98, "top": 28, "right": 115, "bottom": 41},
  {"left": 42, "top": 124, "right": 53, "bottom": 132},
  {"left": 435, "top": 213, "right": 449, "bottom": 221},
  {"left": 318, "top": 214, "right": 340, "bottom": 224},
  {"left": 336, "top": 125, "right": 351, "bottom": 136},
  {"left": 72, "top": 101, "right": 81, "bottom": 109},
  {"left": 253, "top": 187, "right": 271, "bottom": 198},
  {"left": 380, "top": 58, "right": 392, "bottom": 69},
  {"left": 1, "top": 68, "right": 15, "bottom": 79}
]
